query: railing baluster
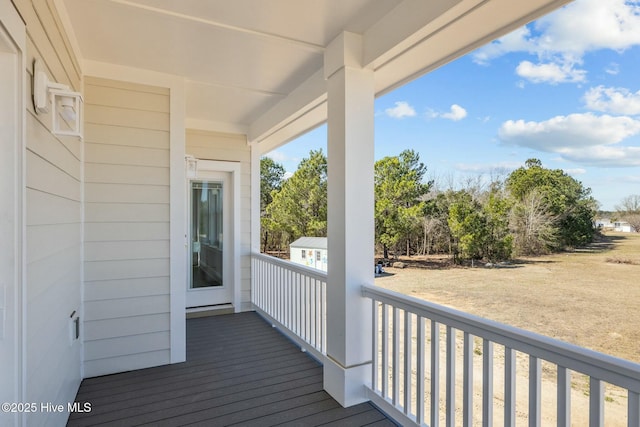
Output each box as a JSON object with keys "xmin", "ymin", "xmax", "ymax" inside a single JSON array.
[
  {"xmin": 284, "ymin": 268, "xmax": 288, "ymax": 325},
  {"xmin": 310, "ymin": 278, "xmax": 316, "ymax": 347},
  {"xmin": 307, "ymin": 277, "xmax": 311, "ymax": 343},
  {"xmin": 292, "ymin": 272, "xmax": 298, "ymax": 335},
  {"xmin": 299, "ymin": 275, "xmax": 304, "ymax": 340},
  {"xmin": 271, "ymin": 263, "xmax": 276, "ymax": 318},
  {"xmin": 557, "ymin": 366, "xmax": 571, "ymax": 427},
  {"xmin": 272, "ymin": 263, "xmax": 277, "ymax": 321},
  {"xmin": 589, "ymin": 378, "xmax": 604, "ymax": 427},
  {"xmin": 287, "ymin": 269, "xmax": 292, "ymax": 329},
  {"xmin": 267, "ymin": 262, "xmax": 271, "ymax": 315},
  {"xmin": 505, "ymin": 347, "xmax": 516, "ymax": 427},
  {"xmin": 629, "ymin": 390, "xmax": 640, "ymax": 427},
  {"xmin": 463, "ymin": 332, "xmax": 473, "ymax": 427},
  {"xmin": 306, "ymin": 277, "xmax": 311, "ymax": 345},
  {"xmin": 393, "ymin": 307, "xmax": 400, "ymax": 406},
  {"xmin": 431, "ymin": 320, "xmax": 440, "ymax": 427},
  {"xmin": 302, "ymin": 276, "xmax": 308, "ymax": 341},
  {"xmin": 529, "ymin": 356, "xmax": 541, "ymax": 427},
  {"xmin": 372, "ymin": 300, "xmax": 379, "ymax": 393},
  {"xmin": 404, "ymin": 311, "xmax": 412, "ymax": 415},
  {"xmin": 446, "ymin": 326, "xmax": 455, "ymax": 427},
  {"xmin": 313, "ymin": 280, "xmax": 321, "ymax": 347},
  {"xmin": 320, "ymin": 282, "xmax": 327, "ymax": 354},
  {"xmin": 482, "ymin": 340, "xmax": 493, "ymax": 427},
  {"xmin": 416, "ymin": 316, "xmax": 425, "ymax": 425},
  {"xmin": 382, "ymin": 303, "xmax": 389, "ymax": 399},
  {"xmin": 278, "ymin": 265, "xmax": 282, "ymax": 323}
]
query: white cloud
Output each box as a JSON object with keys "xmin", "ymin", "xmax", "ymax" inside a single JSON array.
[
  {"xmin": 564, "ymin": 168, "xmax": 587, "ymax": 175},
  {"xmin": 442, "ymin": 104, "xmax": 467, "ymax": 121},
  {"xmin": 264, "ymin": 150, "xmax": 298, "ymax": 163},
  {"xmin": 562, "ymin": 145, "xmax": 640, "ymax": 167},
  {"xmin": 583, "ymin": 86, "xmax": 640, "ymax": 115},
  {"xmin": 385, "ymin": 101, "xmax": 416, "ymax": 119},
  {"xmin": 473, "ymin": 0, "xmax": 640, "ymax": 84},
  {"xmin": 283, "ymin": 171, "xmax": 294, "ymax": 180},
  {"xmin": 516, "ymin": 60, "xmax": 586, "ymax": 84},
  {"xmin": 534, "ymin": 0, "xmax": 640, "ymax": 55},
  {"xmin": 605, "ymin": 62, "xmax": 620, "ymax": 75},
  {"xmin": 498, "ymin": 113, "xmax": 640, "ymax": 166},
  {"xmin": 429, "ymin": 104, "xmax": 468, "ymax": 121}
]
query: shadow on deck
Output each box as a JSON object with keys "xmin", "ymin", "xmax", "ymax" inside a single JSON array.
[{"xmin": 68, "ymin": 312, "xmax": 395, "ymax": 426}]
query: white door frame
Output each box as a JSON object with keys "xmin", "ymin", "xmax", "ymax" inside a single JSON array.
[
  {"xmin": 186, "ymin": 160, "xmax": 241, "ymax": 312},
  {"xmin": 0, "ymin": 1, "xmax": 25, "ymax": 425}
]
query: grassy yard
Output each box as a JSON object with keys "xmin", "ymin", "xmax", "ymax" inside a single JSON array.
[{"xmin": 375, "ymin": 232, "xmax": 640, "ymax": 363}]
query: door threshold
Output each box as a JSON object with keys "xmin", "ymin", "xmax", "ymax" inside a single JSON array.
[{"xmin": 186, "ymin": 303, "xmax": 234, "ymax": 318}]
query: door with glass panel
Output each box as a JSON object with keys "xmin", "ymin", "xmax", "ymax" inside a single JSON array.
[{"xmin": 187, "ymin": 171, "xmax": 233, "ymax": 309}]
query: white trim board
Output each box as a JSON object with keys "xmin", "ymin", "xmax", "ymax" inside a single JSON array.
[{"xmin": 0, "ymin": 1, "xmax": 26, "ymax": 424}]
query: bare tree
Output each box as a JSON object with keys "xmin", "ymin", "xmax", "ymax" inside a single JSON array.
[
  {"xmin": 615, "ymin": 194, "xmax": 640, "ymax": 232},
  {"xmin": 509, "ymin": 189, "xmax": 560, "ymax": 255},
  {"xmin": 421, "ymin": 217, "xmax": 446, "ymax": 255}
]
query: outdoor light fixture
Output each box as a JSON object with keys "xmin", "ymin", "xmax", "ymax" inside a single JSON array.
[
  {"xmin": 185, "ymin": 155, "xmax": 198, "ymax": 178},
  {"xmin": 33, "ymin": 59, "xmax": 83, "ymax": 137}
]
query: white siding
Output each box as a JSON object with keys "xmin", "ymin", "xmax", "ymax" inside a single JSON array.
[
  {"xmin": 84, "ymin": 76, "xmax": 171, "ymax": 377},
  {"xmin": 186, "ymin": 130, "xmax": 253, "ymax": 310},
  {"xmin": 12, "ymin": 0, "xmax": 83, "ymax": 425}
]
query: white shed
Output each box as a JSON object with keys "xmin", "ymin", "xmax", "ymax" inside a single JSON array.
[{"xmin": 290, "ymin": 237, "xmax": 328, "ymax": 272}]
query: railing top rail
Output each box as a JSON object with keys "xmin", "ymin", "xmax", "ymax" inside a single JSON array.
[
  {"xmin": 252, "ymin": 252, "xmax": 328, "ymax": 282},
  {"xmin": 363, "ymin": 284, "xmax": 640, "ymax": 393}
]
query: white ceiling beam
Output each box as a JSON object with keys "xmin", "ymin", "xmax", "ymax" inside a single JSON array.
[
  {"xmin": 247, "ymin": 69, "xmax": 326, "ymax": 144},
  {"xmin": 252, "ymin": 102, "xmax": 327, "ymax": 155},
  {"xmin": 362, "ymin": 0, "xmax": 472, "ymax": 70}
]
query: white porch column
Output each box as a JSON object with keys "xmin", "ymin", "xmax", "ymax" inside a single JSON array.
[{"xmin": 324, "ymin": 32, "xmax": 374, "ymax": 407}]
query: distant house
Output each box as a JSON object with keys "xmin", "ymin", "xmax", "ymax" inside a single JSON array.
[
  {"xmin": 615, "ymin": 221, "xmax": 635, "ymax": 233},
  {"xmin": 595, "ymin": 218, "xmax": 636, "ymax": 232},
  {"xmin": 290, "ymin": 237, "xmax": 328, "ymax": 272},
  {"xmin": 595, "ymin": 218, "xmax": 613, "ymax": 229}
]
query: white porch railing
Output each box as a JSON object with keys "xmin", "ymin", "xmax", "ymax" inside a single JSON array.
[
  {"xmin": 362, "ymin": 285, "xmax": 640, "ymax": 427},
  {"xmin": 251, "ymin": 253, "xmax": 327, "ymax": 362}
]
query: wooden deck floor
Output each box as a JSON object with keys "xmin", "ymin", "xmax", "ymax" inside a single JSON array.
[{"xmin": 68, "ymin": 312, "xmax": 396, "ymax": 426}]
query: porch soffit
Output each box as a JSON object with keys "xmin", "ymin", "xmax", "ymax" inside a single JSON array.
[{"xmin": 59, "ymin": 0, "xmax": 571, "ymax": 148}]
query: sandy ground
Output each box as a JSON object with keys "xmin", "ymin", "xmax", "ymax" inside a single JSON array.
[{"xmin": 372, "ymin": 232, "xmax": 640, "ymax": 425}]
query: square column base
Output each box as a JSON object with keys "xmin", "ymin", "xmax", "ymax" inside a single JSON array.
[{"xmin": 323, "ymin": 357, "xmax": 371, "ymax": 407}]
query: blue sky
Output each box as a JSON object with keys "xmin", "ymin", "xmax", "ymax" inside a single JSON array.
[{"xmin": 266, "ymin": 0, "xmax": 640, "ymax": 211}]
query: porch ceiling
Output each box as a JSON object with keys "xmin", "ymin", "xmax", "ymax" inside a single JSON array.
[{"xmin": 60, "ymin": 0, "xmax": 572, "ymax": 145}]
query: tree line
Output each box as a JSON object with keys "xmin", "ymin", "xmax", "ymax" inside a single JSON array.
[{"xmin": 260, "ymin": 149, "xmax": 629, "ymax": 262}]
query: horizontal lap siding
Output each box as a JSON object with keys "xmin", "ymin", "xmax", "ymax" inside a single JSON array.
[
  {"xmin": 13, "ymin": 0, "xmax": 83, "ymax": 425},
  {"xmin": 84, "ymin": 76, "xmax": 171, "ymax": 377},
  {"xmin": 186, "ymin": 130, "xmax": 253, "ymax": 311}
]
